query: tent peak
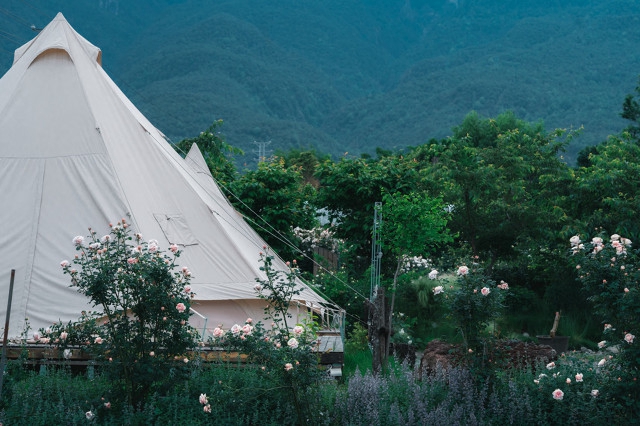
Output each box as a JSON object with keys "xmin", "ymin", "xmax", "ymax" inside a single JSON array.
[{"xmin": 13, "ymin": 12, "xmax": 102, "ymax": 67}]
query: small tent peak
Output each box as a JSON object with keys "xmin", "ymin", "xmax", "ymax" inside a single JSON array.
[
  {"xmin": 13, "ymin": 12, "xmax": 102, "ymax": 67},
  {"xmin": 186, "ymin": 143, "xmax": 213, "ymax": 178}
]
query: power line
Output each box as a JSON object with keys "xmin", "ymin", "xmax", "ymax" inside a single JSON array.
[
  {"xmin": 0, "ymin": 29, "xmax": 22, "ymax": 44},
  {"xmin": 0, "ymin": 6, "xmax": 33, "ymax": 28}
]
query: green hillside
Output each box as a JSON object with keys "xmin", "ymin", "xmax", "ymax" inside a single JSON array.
[{"xmin": 1, "ymin": 0, "xmax": 639, "ymax": 165}]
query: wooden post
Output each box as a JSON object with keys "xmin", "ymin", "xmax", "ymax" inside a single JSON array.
[
  {"xmin": 369, "ymin": 287, "xmax": 389, "ymax": 374},
  {"xmin": 550, "ymin": 311, "xmax": 561, "ymax": 338},
  {"xmin": 0, "ymin": 269, "xmax": 16, "ymax": 400}
]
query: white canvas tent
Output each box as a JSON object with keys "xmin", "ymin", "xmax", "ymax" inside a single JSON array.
[{"xmin": 0, "ymin": 13, "xmax": 340, "ymax": 338}]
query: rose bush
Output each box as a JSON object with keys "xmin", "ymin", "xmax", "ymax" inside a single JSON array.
[
  {"xmin": 433, "ymin": 261, "xmax": 509, "ymax": 352},
  {"xmin": 48, "ymin": 220, "xmax": 199, "ymax": 409},
  {"xmin": 568, "ymin": 232, "xmax": 640, "ymax": 418},
  {"xmin": 205, "ymin": 249, "xmax": 323, "ymax": 423}
]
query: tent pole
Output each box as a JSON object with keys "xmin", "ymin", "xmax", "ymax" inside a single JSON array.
[{"xmin": 0, "ymin": 269, "xmax": 16, "ymax": 401}]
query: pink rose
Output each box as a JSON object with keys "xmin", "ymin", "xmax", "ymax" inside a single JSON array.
[
  {"xmin": 94, "ymin": 336, "xmax": 103, "ymax": 344},
  {"xmin": 591, "ymin": 389, "xmax": 599, "ymax": 397},
  {"xmin": 293, "ymin": 326, "xmax": 304, "ymax": 336},
  {"xmin": 552, "ymin": 389, "xmax": 564, "ymax": 400},
  {"xmin": 480, "ymin": 287, "xmax": 490, "ymax": 296},
  {"xmin": 246, "ymin": 318, "xmax": 253, "ymax": 324},
  {"xmin": 254, "ymin": 284, "xmax": 262, "ymax": 292},
  {"xmin": 170, "ymin": 244, "xmax": 179, "ymax": 253},
  {"xmin": 204, "ymin": 404, "xmax": 211, "ymax": 413},
  {"xmin": 73, "ymin": 236, "xmax": 84, "ymax": 246},
  {"xmin": 213, "ymin": 327, "xmax": 224, "ymax": 338},
  {"xmin": 199, "ymin": 393, "xmax": 208, "ymax": 405},
  {"xmin": 287, "ymin": 338, "xmax": 299, "ymax": 349},
  {"xmin": 575, "ymin": 373, "xmax": 583, "ymax": 382},
  {"xmin": 231, "ymin": 324, "xmax": 241, "ymax": 335},
  {"xmin": 127, "ymin": 257, "xmax": 138, "ymax": 265},
  {"xmin": 625, "ymin": 333, "xmax": 635, "ymax": 344},
  {"xmin": 60, "ymin": 260, "xmax": 70, "ymax": 268},
  {"xmin": 104, "ymin": 402, "xmax": 111, "ymax": 409},
  {"xmin": 60, "ymin": 331, "xmax": 68, "ymax": 341},
  {"xmin": 184, "ymin": 285, "xmax": 192, "ymax": 294},
  {"xmin": 284, "ymin": 363, "xmax": 293, "ymax": 371},
  {"xmin": 457, "ymin": 265, "xmax": 469, "ymax": 276},
  {"xmin": 176, "ymin": 303, "xmax": 186, "ymax": 313},
  {"xmin": 242, "ymin": 324, "xmax": 253, "ymax": 335}
]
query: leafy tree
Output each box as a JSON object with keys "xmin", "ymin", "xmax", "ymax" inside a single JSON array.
[
  {"xmin": 621, "ymin": 76, "xmax": 640, "ymax": 140},
  {"xmin": 417, "ymin": 111, "xmax": 575, "ymax": 272},
  {"xmin": 379, "ymin": 190, "xmax": 452, "ymax": 361},
  {"xmin": 573, "ymin": 132, "xmax": 640, "ymax": 242},
  {"xmin": 229, "ymin": 156, "xmax": 318, "ymax": 261},
  {"xmin": 314, "ymin": 153, "xmax": 423, "ymax": 275},
  {"xmin": 173, "ymin": 119, "xmax": 243, "ymax": 187},
  {"xmin": 276, "ymin": 149, "xmax": 331, "ymax": 187}
]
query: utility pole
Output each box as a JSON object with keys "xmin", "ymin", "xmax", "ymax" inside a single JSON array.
[
  {"xmin": 253, "ymin": 140, "xmax": 272, "ymax": 163},
  {"xmin": 368, "ymin": 202, "xmax": 387, "ymax": 374}
]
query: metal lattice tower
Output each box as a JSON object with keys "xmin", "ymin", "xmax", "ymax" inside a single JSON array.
[
  {"xmin": 253, "ymin": 140, "xmax": 272, "ymax": 163},
  {"xmin": 370, "ymin": 201, "xmax": 382, "ymax": 301}
]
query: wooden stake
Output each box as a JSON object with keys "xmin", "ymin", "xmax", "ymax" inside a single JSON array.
[{"xmin": 0, "ymin": 269, "xmax": 16, "ymax": 400}]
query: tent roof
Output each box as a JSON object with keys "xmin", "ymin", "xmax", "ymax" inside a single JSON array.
[{"xmin": 0, "ymin": 13, "xmax": 330, "ymax": 336}]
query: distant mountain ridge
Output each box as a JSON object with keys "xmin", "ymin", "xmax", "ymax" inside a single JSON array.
[{"xmin": 1, "ymin": 0, "xmax": 639, "ymax": 165}]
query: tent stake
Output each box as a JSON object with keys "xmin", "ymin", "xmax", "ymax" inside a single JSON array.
[{"xmin": 0, "ymin": 269, "xmax": 16, "ymax": 400}]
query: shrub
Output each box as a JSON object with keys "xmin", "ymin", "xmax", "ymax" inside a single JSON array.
[
  {"xmin": 204, "ymin": 250, "xmax": 324, "ymax": 424},
  {"xmin": 567, "ymin": 233, "xmax": 640, "ymax": 419},
  {"xmin": 50, "ymin": 220, "xmax": 199, "ymax": 408}
]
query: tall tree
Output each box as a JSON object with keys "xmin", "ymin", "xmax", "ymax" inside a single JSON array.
[
  {"xmin": 379, "ymin": 190, "xmax": 452, "ymax": 364},
  {"xmin": 229, "ymin": 157, "xmax": 318, "ymax": 261},
  {"xmin": 621, "ymin": 76, "xmax": 640, "ymax": 140},
  {"xmin": 416, "ymin": 111, "xmax": 575, "ymax": 272},
  {"xmin": 314, "ymin": 153, "xmax": 423, "ymax": 275},
  {"xmin": 573, "ymin": 132, "xmax": 640, "ymax": 242}
]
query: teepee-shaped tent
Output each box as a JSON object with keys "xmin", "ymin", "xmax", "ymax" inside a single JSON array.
[{"xmin": 0, "ymin": 13, "xmax": 340, "ymax": 337}]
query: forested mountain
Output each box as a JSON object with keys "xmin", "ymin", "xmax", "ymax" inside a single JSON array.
[{"xmin": 1, "ymin": 0, "xmax": 639, "ymax": 165}]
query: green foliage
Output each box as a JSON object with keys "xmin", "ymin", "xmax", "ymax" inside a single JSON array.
[
  {"xmin": 420, "ymin": 111, "xmax": 575, "ymax": 269},
  {"xmin": 433, "ymin": 264, "xmax": 509, "ymax": 351},
  {"xmin": 314, "ymin": 154, "xmax": 423, "ymax": 274},
  {"xmin": 230, "ymin": 156, "xmax": 318, "ymax": 260},
  {"xmin": 205, "ymin": 250, "xmax": 324, "ymax": 423},
  {"xmin": 0, "ymin": 369, "xmax": 113, "ymax": 425},
  {"xmin": 567, "ymin": 233, "xmax": 640, "ymax": 417},
  {"xmin": 380, "ymin": 191, "xmax": 452, "ymax": 264},
  {"xmin": 621, "ymin": 76, "xmax": 640, "ymax": 139},
  {"xmin": 55, "ymin": 220, "xmax": 198, "ymax": 407},
  {"xmin": 573, "ymin": 133, "xmax": 640, "ymax": 242}
]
